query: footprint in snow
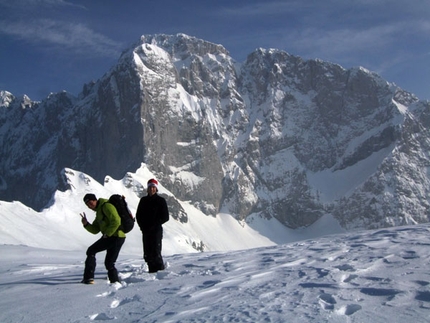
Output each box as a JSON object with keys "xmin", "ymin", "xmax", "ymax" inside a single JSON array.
[
  {"xmin": 200, "ymin": 279, "xmax": 221, "ymax": 288},
  {"xmin": 109, "ymin": 295, "xmax": 140, "ymax": 308},
  {"xmin": 110, "ymin": 299, "xmax": 120, "ymax": 309},
  {"xmin": 156, "ymin": 270, "xmax": 170, "ymax": 279},
  {"xmin": 96, "ymin": 291, "xmax": 115, "ymax": 298},
  {"xmin": 88, "ymin": 312, "xmax": 115, "ymax": 320},
  {"xmin": 415, "ymin": 291, "xmax": 430, "ymax": 302},
  {"xmin": 342, "ymin": 274, "xmax": 358, "ymax": 283},
  {"xmin": 316, "ymin": 268, "xmax": 329, "ymax": 278},
  {"xmin": 400, "ymin": 250, "xmax": 419, "ymax": 259},
  {"xmin": 336, "ymin": 304, "xmax": 362, "ymax": 316},
  {"xmin": 335, "ymin": 264, "xmax": 355, "ymax": 271},
  {"xmin": 360, "ymin": 287, "xmax": 401, "ymax": 297},
  {"xmin": 318, "ymin": 292, "xmax": 336, "ymax": 310}
]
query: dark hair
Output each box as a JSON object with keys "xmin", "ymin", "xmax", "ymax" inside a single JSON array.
[{"xmin": 83, "ymin": 193, "xmax": 97, "ymax": 203}]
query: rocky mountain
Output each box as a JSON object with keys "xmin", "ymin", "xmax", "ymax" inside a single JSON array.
[{"xmin": 1, "ymin": 33, "xmax": 429, "ymax": 231}]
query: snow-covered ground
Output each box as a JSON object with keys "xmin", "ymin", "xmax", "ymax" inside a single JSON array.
[
  {"xmin": 1, "ymin": 225, "xmax": 430, "ymax": 322},
  {"xmin": 1, "ymin": 166, "xmax": 430, "ymax": 322}
]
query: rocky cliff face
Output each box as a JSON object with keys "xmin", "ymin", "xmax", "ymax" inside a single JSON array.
[{"xmin": 1, "ymin": 33, "xmax": 429, "ymax": 230}]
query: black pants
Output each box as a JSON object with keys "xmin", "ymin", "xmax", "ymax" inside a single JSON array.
[
  {"xmin": 83, "ymin": 236, "xmax": 125, "ymax": 283},
  {"xmin": 142, "ymin": 226, "xmax": 165, "ymax": 273}
]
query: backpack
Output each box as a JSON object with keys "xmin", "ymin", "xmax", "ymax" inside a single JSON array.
[{"xmin": 103, "ymin": 194, "xmax": 135, "ymax": 233}]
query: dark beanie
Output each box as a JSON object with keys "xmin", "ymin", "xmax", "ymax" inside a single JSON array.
[{"xmin": 83, "ymin": 193, "xmax": 97, "ymax": 203}]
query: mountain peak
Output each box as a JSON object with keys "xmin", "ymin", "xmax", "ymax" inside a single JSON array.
[
  {"xmin": 0, "ymin": 90, "xmax": 14, "ymax": 108},
  {"xmin": 137, "ymin": 33, "xmax": 230, "ymax": 59},
  {"xmin": 1, "ymin": 33, "xmax": 429, "ymax": 233}
]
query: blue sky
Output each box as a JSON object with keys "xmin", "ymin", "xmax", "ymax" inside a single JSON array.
[{"xmin": 0, "ymin": 0, "xmax": 429, "ymax": 101}]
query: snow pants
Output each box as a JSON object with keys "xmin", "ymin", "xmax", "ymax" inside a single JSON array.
[
  {"xmin": 83, "ymin": 236, "xmax": 125, "ymax": 283},
  {"xmin": 142, "ymin": 226, "xmax": 165, "ymax": 273}
]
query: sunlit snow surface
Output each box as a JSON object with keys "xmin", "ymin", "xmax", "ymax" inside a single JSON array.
[
  {"xmin": 0, "ymin": 166, "xmax": 429, "ymax": 321},
  {"xmin": 1, "ymin": 225, "xmax": 430, "ymax": 322}
]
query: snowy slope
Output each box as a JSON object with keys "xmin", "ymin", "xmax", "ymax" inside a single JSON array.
[
  {"xmin": 0, "ymin": 164, "xmax": 344, "ymax": 255},
  {"xmin": 1, "ymin": 162, "xmax": 429, "ymax": 322},
  {"xmin": 1, "ymin": 225, "xmax": 430, "ymax": 322}
]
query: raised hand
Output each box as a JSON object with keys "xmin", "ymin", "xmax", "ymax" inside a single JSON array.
[{"xmin": 80, "ymin": 212, "xmax": 89, "ymax": 226}]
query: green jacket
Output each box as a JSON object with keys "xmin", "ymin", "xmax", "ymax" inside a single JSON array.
[{"xmin": 84, "ymin": 198, "xmax": 126, "ymax": 238}]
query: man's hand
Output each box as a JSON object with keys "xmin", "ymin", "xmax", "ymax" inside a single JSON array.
[{"xmin": 80, "ymin": 212, "xmax": 89, "ymax": 226}]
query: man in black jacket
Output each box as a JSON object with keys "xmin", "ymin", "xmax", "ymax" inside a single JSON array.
[{"xmin": 136, "ymin": 178, "xmax": 169, "ymax": 273}]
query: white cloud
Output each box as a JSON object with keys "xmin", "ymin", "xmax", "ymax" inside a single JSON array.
[
  {"xmin": 0, "ymin": 19, "xmax": 122, "ymax": 58},
  {"xmin": 0, "ymin": 0, "xmax": 85, "ymax": 9}
]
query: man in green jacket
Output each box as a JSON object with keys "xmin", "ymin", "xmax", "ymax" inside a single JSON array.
[{"xmin": 80, "ymin": 193, "xmax": 126, "ymax": 284}]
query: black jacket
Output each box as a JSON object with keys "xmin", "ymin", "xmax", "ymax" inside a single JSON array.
[{"xmin": 136, "ymin": 193, "xmax": 169, "ymax": 231}]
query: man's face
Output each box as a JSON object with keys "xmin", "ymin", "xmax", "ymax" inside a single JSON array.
[
  {"xmin": 85, "ymin": 200, "xmax": 97, "ymax": 210},
  {"xmin": 148, "ymin": 186, "xmax": 157, "ymax": 196}
]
